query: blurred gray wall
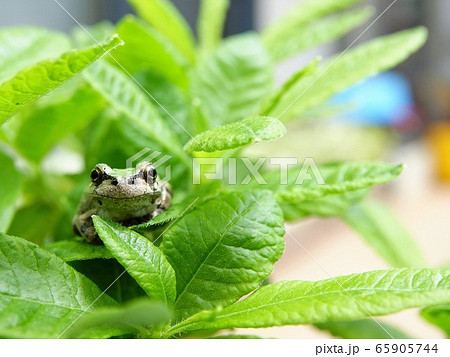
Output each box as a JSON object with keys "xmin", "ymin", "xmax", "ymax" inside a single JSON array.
[{"xmin": 0, "ymin": 0, "xmax": 252, "ymax": 34}]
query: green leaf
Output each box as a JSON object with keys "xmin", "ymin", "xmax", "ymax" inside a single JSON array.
[
  {"xmin": 84, "ymin": 61, "xmax": 188, "ymax": 165},
  {"xmin": 127, "ymin": 0, "xmax": 196, "ymax": 63},
  {"xmin": 262, "ymin": 0, "xmax": 365, "ymax": 50},
  {"xmin": 0, "ymin": 27, "xmax": 71, "ymax": 83},
  {"xmin": 169, "ymin": 268, "xmax": 450, "ymax": 334},
  {"xmin": 0, "ymin": 35, "xmax": 122, "ymax": 125},
  {"xmin": 160, "ymin": 190, "xmax": 285, "ymax": 320},
  {"xmin": 44, "ymin": 239, "xmax": 113, "ymax": 262},
  {"xmin": 421, "ymin": 305, "xmax": 450, "ymax": 336},
  {"xmin": 211, "ymin": 334, "xmax": 264, "ymax": 339},
  {"xmin": 133, "ymin": 194, "xmax": 204, "ymax": 230},
  {"xmin": 343, "ymin": 200, "xmax": 426, "ymax": 268},
  {"xmin": 0, "ymin": 151, "xmax": 24, "ymax": 232},
  {"xmin": 315, "ymin": 319, "xmax": 410, "ymax": 339},
  {"xmin": 115, "ymin": 16, "xmax": 188, "ymax": 89},
  {"xmin": 274, "ymin": 162, "xmax": 402, "ymax": 203},
  {"xmin": 69, "ymin": 259, "xmax": 147, "ymax": 304},
  {"xmin": 184, "ymin": 116, "xmax": 286, "ymax": 153},
  {"xmin": 197, "ymin": 0, "xmax": 230, "ymax": 58},
  {"xmin": 266, "ymin": 27, "xmax": 428, "ymax": 121},
  {"xmin": 261, "ymin": 58, "xmax": 319, "ymax": 116},
  {"xmin": 257, "ymin": 162, "xmax": 402, "ymax": 221},
  {"xmin": 191, "ymin": 34, "xmax": 273, "ymax": 129},
  {"xmin": 15, "ymin": 85, "xmax": 105, "ymax": 162},
  {"xmin": 0, "ymin": 234, "xmax": 116, "ymax": 338},
  {"xmin": 93, "ymin": 217, "xmax": 177, "ymax": 305},
  {"xmin": 67, "ymin": 298, "xmax": 172, "ymax": 338},
  {"xmin": 266, "ymin": 7, "xmax": 373, "ymax": 62},
  {"xmin": 134, "ymin": 71, "xmax": 192, "ymax": 142}
]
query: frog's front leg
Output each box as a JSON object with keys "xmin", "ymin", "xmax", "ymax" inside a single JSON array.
[
  {"xmin": 72, "ymin": 210, "xmax": 102, "ymax": 244},
  {"xmin": 151, "ymin": 184, "xmax": 172, "ymax": 218}
]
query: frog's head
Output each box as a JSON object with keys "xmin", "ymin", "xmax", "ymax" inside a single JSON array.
[{"xmin": 89, "ymin": 162, "xmax": 162, "ymax": 199}]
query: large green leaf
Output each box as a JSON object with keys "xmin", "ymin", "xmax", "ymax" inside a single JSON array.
[
  {"xmin": 134, "ymin": 70, "xmax": 192, "ymax": 143},
  {"xmin": 160, "ymin": 190, "xmax": 285, "ymax": 320},
  {"xmin": 265, "ymin": 27, "xmax": 427, "ymax": 121},
  {"xmin": 169, "ymin": 268, "xmax": 450, "ymax": 334},
  {"xmin": 421, "ymin": 305, "xmax": 450, "ymax": 336},
  {"xmin": 0, "ymin": 27, "xmax": 70, "ymax": 83},
  {"xmin": 0, "ymin": 234, "xmax": 116, "ymax": 338},
  {"xmin": 184, "ymin": 116, "xmax": 286, "ymax": 153},
  {"xmin": 274, "ymin": 162, "xmax": 402, "ymax": 203},
  {"xmin": 0, "ymin": 152, "xmax": 24, "ymax": 232},
  {"xmin": 45, "ymin": 239, "xmax": 113, "ymax": 262},
  {"xmin": 257, "ymin": 162, "xmax": 402, "ymax": 221},
  {"xmin": 191, "ymin": 34, "xmax": 273, "ymax": 129},
  {"xmin": 261, "ymin": 58, "xmax": 319, "ymax": 116},
  {"xmin": 343, "ymin": 200, "xmax": 426, "ymax": 268},
  {"xmin": 316, "ymin": 320, "xmax": 410, "ymax": 339},
  {"xmin": 115, "ymin": 16, "xmax": 188, "ymax": 89},
  {"xmin": 93, "ymin": 217, "xmax": 177, "ymax": 305},
  {"xmin": 197, "ymin": 0, "xmax": 229, "ymax": 58},
  {"xmin": 15, "ymin": 85, "xmax": 105, "ymax": 162},
  {"xmin": 67, "ymin": 298, "xmax": 172, "ymax": 338},
  {"xmin": 266, "ymin": 7, "xmax": 373, "ymax": 62},
  {"xmin": 0, "ymin": 35, "xmax": 122, "ymax": 125},
  {"xmin": 127, "ymin": 0, "xmax": 196, "ymax": 63},
  {"xmin": 84, "ymin": 61, "xmax": 188, "ymax": 165},
  {"xmin": 262, "ymin": 0, "xmax": 364, "ymax": 52}
]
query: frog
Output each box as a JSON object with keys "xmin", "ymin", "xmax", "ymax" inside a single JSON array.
[{"xmin": 73, "ymin": 161, "xmax": 172, "ymax": 244}]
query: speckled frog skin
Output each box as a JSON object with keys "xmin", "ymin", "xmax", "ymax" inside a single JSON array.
[{"xmin": 73, "ymin": 162, "xmax": 172, "ymax": 244}]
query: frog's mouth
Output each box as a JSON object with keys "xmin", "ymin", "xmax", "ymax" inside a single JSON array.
[{"xmin": 91, "ymin": 191, "xmax": 162, "ymax": 200}]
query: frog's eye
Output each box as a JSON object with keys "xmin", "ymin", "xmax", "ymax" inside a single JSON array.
[
  {"xmin": 90, "ymin": 167, "xmax": 104, "ymax": 184},
  {"xmin": 142, "ymin": 165, "xmax": 157, "ymax": 183}
]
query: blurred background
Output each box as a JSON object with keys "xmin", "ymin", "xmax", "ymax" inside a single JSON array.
[{"xmin": 1, "ymin": 0, "xmax": 449, "ymax": 338}]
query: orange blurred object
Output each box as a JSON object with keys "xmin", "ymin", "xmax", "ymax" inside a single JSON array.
[{"xmin": 427, "ymin": 121, "xmax": 450, "ymax": 182}]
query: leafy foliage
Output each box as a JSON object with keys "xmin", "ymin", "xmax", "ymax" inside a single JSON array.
[
  {"xmin": 343, "ymin": 200, "xmax": 426, "ymax": 267},
  {"xmin": 266, "ymin": 7, "xmax": 374, "ymax": 62},
  {"xmin": 127, "ymin": 0, "xmax": 196, "ymax": 63},
  {"xmin": 44, "ymin": 238, "xmax": 113, "ymax": 262},
  {"xmin": 160, "ymin": 190, "xmax": 285, "ymax": 319},
  {"xmin": 0, "ymin": 0, "xmax": 442, "ymax": 340},
  {"xmin": 169, "ymin": 268, "xmax": 450, "ymax": 335},
  {"xmin": 421, "ymin": 305, "xmax": 450, "ymax": 336},
  {"xmin": 184, "ymin": 116, "xmax": 286, "ymax": 153},
  {"xmin": 0, "ymin": 234, "xmax": 116, "ymax": 338},
  {"xmin": 262, "ymin": 0, "xmax": 365, "ymax": 54},
  {"xmin": 264, "ymin": 27, "xmax": 428, "ymax": 121},
  {"xmin": 0, "ymin": 152, "xmax": 24, "ymax": 231},
  {"xmin": 197, "ymin": 0, "xmax": 230, "ymax": 59},
  {"xmin": 191, "ymin": 34, "xmax": 273, "ymax": 130},
  {"xmin": 0, "ymin": 36, "xmax": 122, "ymax": 125},
  {"xmin": 93, "ymin": 217, "xmax": 176, "ymax": 305},
  {"xmin": 66, "ymin": 298, "xmax": 172, "ymax": 338},
  {"xmin": 315, "ymin": 320, "xmax": 411, "ymax": 339},
  {"xmin": 253, "ymin": 162, "xmax": 403, "ymax": 221},
  {"xmin": 115, "ymin": 16, "xmax": 189, "ymax": 89},
  {"xmin": 0, "ymin": 27, "xmax": 70, "ymax": 84}
]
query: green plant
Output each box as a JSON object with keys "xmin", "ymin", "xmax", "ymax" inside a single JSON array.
[{"xmin": 0, "ymin": 0, "xmax": 448, "ymax": 339}]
